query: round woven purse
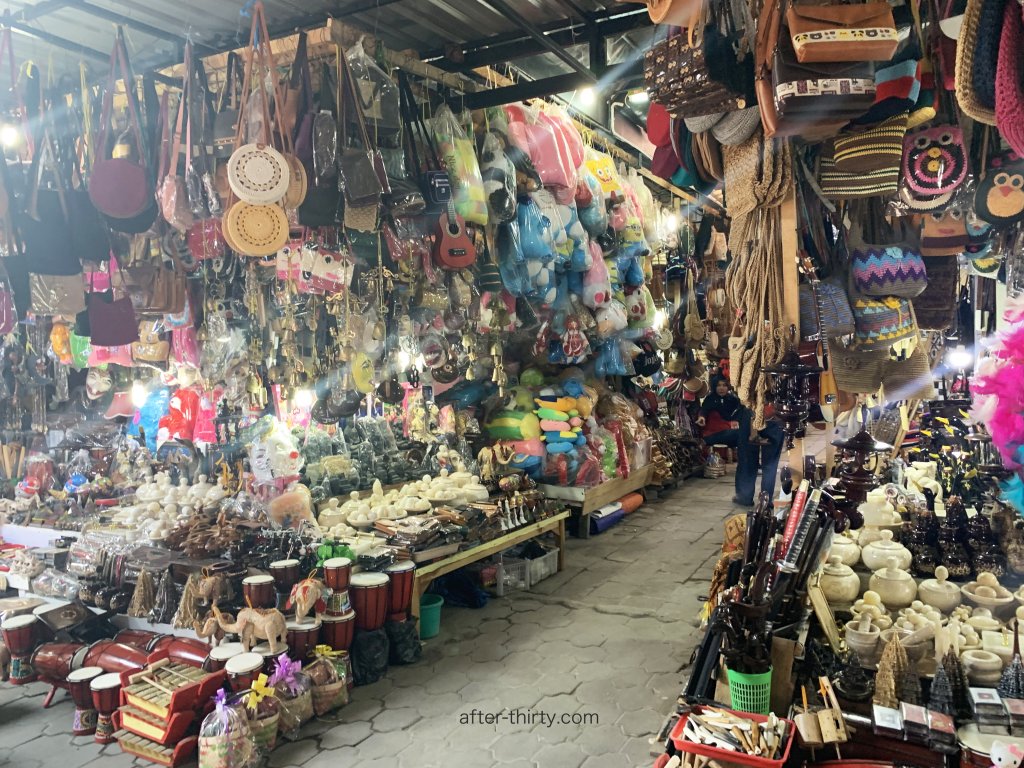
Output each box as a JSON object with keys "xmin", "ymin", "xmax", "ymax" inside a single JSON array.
[
  {"xmin": 282, "ymin": 153, "xmax": 308, "ymax": 209},
  {"xmin": 224, "ymin": 200, "xmax": 289, "ymax": 257},
  {"xmin": 955, "ymin": 0, "xmax": 998, "ymax": 125},
  {"xmin": 227, "ymin": 143, "xmax": 291, "ymax": 204}
]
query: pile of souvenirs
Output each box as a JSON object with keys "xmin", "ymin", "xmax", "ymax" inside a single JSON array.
[
  {"xmin": 0, "ymin": 537, "xmax": 415, "ymax": 768},
  {"xmin": 0, "ymin": 0, "xmax": 700, "ymax": 520}
]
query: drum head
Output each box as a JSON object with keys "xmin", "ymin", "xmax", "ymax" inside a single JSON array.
[
  {"xmin": 243, "ymin": 575, "xmax": 274, "ymax": 584},
  {"xmin": 225, "ymin": 652, "xmax": 263, "ymax": 675},
  {"xmin": 68, "ymin": 666, "xmax": 103, "ymax": 683},
  {"xmin": 2, "ymin": 614, "xmax": 36, "ymax": 629},
  {"xmin": 324, "ymin": 557, "xmax": 352, "ymax": 568},
  {"xmin": 91, "ymin": 672, "xmax": 122, "ymax": 691},
  {"xmin": 351, "ymin": 572, "xmax": 390, "ymax": 587},
  {"xmin": 385, "ymin": 560, "xmax": 416, "ymax": 573},
  {"xmin": 210, "ymin": 642, "xmax": 244, "ymax": 661},
  {"xmin": 270, "ymin": 559, "xmax": 299, "ymax": 568}
]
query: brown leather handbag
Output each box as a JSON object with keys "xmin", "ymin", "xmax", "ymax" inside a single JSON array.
[{"xmin": 786, "ymin": 2, "xmax": 898, "ymax": 63}]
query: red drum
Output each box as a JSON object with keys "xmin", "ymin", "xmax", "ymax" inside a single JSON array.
[
  {"xmin": 269, "ymin": 559, "xmax": 300, "ymax": 593},
  {"xmin": 148, "ymin": 635, "xmax": 175, "ymax": 658},
  {"xmin": 114, "ymin": 629, "xmax": 161, "ymax": 650},
  {"xmin": 322, "ymin": 557, "xmax": 352, "ymax": 591},
  {"xmin": 350, "ymin": 572, "xmax": 390, "ymax": 632},
  {"xmin": 323, "ymin": 589, "xmax": 351, "ymax": 616},
  {"xmin": 31, "ymin": 641, "xmax": 86, "ymax": 683},
  {"xmin": 286, "ymin": 619, "xmax": 321, "ymax": 660},
  {"xmin": 82, "ymin": 640, "xmax": 149, "ymax": 676},
  {"xmin": 67, "ymin": 666, "xmax": 103, "ymax": 735},
  {"xmin": 385, "ymin": 560, "xmax": 416, "ymax": 621},
  {"xmin": 90, "ymin": 672, "xmax": 122, "ymax": 744},
  {"xmin": 225, "ymin": 652, "xmax": 264, "ymax": 693},
  {"xmin": 163, "ymin": 637, "xmax": 212, "ymax": 669},
  {"xmin": 206, "ymin": 642, "xmax": 244, "ymax": 672},
  {"xmin": 243, "ymin": 575, "xmax": 277, "ymax": 609},
  {"xmin": 1, "ymin": 614, "xmax": 39, "ymax": 656},
  {"xmin": 320, "ymin": 611, "xmax": 355, "ymax": 652}
]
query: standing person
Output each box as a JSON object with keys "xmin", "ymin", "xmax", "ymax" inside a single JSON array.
[
  {"xmin": 733, "ymin": 407, "xmax": 785, "ymax": 507},
  {"xmin": 696, "ymin": 376, "xmax": 743, "ymax": 448}
]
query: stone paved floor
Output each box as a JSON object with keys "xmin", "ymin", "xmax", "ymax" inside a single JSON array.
[{"xmin": 0, "ymin": 475, "xmax": 737, "ymax": 768}]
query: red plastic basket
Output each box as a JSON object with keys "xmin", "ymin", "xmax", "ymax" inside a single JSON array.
[{"xmin": 669, "ymin": 706, "xmax": 795, "ymax": 768}]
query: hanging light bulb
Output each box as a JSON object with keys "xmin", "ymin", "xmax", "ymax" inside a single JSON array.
[
  {"xmin": 397, "ymin": 350, "xmax": 412, "ymax": 371},
  {"xmin": 577, "ymin": 87, "xmax": 596, "ymax": 106},
  {"xmin": 627, "ymin": 90, "xmax": 650, "ymax": 105},
  {"xmin": 293, "ymin": 389, "xmax": 315, "ymax": 409},
  {"xmin": 0, "ymin": 123, "xmax": 20, "ymax": 148},
  {"xmin": 131, "ymin": 379, "xmax": 148, "ymax": 409}
]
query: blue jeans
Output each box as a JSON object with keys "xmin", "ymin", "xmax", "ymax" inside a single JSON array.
[
  {"xmin": 703, "ymin": 429, "xmax": 740, "ymax": 448},
  {"xmin": 735, "ymin": 410, "xmax": 785, "ymax": 505}
]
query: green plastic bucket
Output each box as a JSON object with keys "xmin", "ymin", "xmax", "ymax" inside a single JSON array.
[
  {"xmin": 726, "ymin": 666, "xmax": 772, "ymax": 715},
  {"xmin": 419, "ymin": 594, "xmax": 444, "ymax": 639}
]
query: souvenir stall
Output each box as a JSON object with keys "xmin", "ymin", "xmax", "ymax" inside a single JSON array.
[
  {"xmin": 636, "ymin": 0, "xmax": 1024, "ymax": 762},
  {"xmin": 0, "ymin": 2, "xmax": 713, "ymax": 764}
]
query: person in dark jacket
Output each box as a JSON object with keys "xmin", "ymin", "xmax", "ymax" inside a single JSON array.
[{"xmin": 696, "ymin": 376, "xmax": 743, "ymax": 448}]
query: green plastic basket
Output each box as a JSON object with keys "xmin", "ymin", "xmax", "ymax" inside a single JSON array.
[{"xmin": 726, "ymin": 667, "xmax": 772, "ymax": 715}]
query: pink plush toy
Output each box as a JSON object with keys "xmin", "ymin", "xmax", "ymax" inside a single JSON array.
[{"xmin": 582, "ymin": 243, "xmax": 612, "ymax": 310}]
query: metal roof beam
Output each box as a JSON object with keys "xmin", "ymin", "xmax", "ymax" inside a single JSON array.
[
  {"xmin": 6, "ymin": 19, "xmax": 108, "ymax": 61},
  {"xmin": 425, "ymin": 9, "xmax": 649, "ymax": 71},
  {"xmin": 66, "ymin": 1, "xmax": 218, "ymax": 57},
  {"xmin": 474, "ymin": 0, "xmax": 596, "ymax": 83},
  {"xmin": 462, "ymin": 71, "xmax": 590, "ymax": 109},
  {"xmin": 14, "ymin": 0, "xmax": 70, "ymax": 23}
]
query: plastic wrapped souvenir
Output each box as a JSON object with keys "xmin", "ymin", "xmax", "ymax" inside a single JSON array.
[
  {"xmin": 431, "ymin": 105, "xmax": 488, "ymax": 226},
  {"xmin": 306, "ymin": 649, "xmax": 348, "ymax": 715},
  {"xmin": 198, "ymin": 690, "xmax": 258, "ymax": 768},
  {"xmin": 268, "ymin": 654, "xmax": 313, "ymax": 740}
]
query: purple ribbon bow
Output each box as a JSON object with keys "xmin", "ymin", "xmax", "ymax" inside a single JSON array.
[{"xmin": 270, "ymin": 653, "xmax": 303, "ymax": 696}]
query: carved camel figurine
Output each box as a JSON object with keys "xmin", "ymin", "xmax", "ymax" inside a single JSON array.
[
  {"xmin": 194, "ymin": 611, "xmax": 232, "ymax": 646},
  {"xmin": 211, "ymin": 604, "xmax": 287, "ymax": 654}
]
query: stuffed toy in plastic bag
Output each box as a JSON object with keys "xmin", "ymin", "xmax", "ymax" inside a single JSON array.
[{"xmin": 431, "ymin": 105, "xmax": 488, "ymax": 226}]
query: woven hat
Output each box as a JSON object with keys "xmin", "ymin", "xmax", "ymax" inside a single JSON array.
[
  {"xmin": 955, "ymin": 0, "xmax": 997, "ymax": 125},
  {"xmin": 224, "ymin": 200, "xmax": 289, "ymax": 257},
  {"xmin": 227, "ymin": 143, "xmax": 291, "ymax": 204},
  {"xmin": 685, "ymin": 113, "xmax": 724, "ymax": 133},
  {"xmin": 712, "ymin": 108, "xmax": 761, "ymax": 146}
]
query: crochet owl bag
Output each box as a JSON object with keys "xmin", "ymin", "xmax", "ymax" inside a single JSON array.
[
  {"xmin": 975, "ymin": 150, "xmax": 1024, "ymax": 226},
  {"xmin": 901, "ymin": 125, "xmax": 968, "ymax": 196}
]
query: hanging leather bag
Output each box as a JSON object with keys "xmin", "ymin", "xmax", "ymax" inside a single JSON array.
[{"xmin": 89, "ymin": 27, "xmax": 157, "ymax": 228}]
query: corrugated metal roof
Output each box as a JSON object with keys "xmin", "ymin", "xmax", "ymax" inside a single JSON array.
[{"xmin": 1, "ymin": 0, "xmax": 644, "ymax": 79}]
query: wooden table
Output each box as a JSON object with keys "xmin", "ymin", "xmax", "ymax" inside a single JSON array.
[
  {"xmin": 538, "ymin": 464, "xmax": 655, "ymax": 538},
  {"xmin": 409, "ymin": 511, "xmax": 569, "ymax": 625}
]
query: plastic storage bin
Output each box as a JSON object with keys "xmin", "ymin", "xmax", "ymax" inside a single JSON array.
[
  {"xmin": 495, "ymin": 555, "xmax": 530, "ymax": 596},
  {"xmin": 725, "ymin": 666, "xmax": 773, "ymax": 715},
  {"xmin": 527, "ymin": 548, "xmax": 559, "ymax": 585},
  {"xmin": 669, "ymin": 706, "xmax": 793, "ymax": 768}
]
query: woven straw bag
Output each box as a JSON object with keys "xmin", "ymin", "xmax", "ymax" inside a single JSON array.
[
  {"xmin": 955, "ymin": 0, "xmax": 998, "ymax": 125},
  {"xmin": 227, "ymin": 143, "xmax": 291, "ymax": 204},
  {"xmin": 830, "ymin": 341, "xmax": 888, "ymax": 394},
  {"xmin": 224, "ymin": 200, "xmax": 289, "ymax": 257},
  {"xmin": 995, "ymin": 0, "xmax": 1024, "ymax": 156}
]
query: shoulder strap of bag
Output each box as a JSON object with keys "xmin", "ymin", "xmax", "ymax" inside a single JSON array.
[
  {"xmin": 97, "ymin": 27, "xmax": 149, "ymax": 171},
  {"xmin": 398, "ymin": 72, "xmax": 441, "ymax": 170}
]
